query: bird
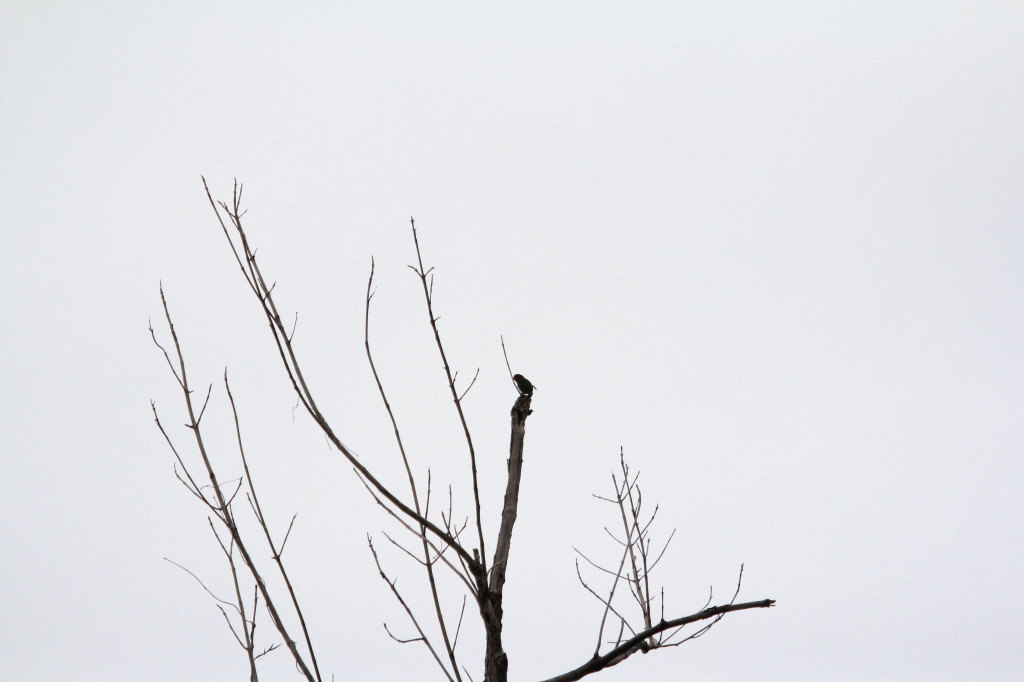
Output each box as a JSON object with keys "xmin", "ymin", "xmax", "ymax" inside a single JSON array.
[{"xmin": 512, "ymin": 373, "xmax": 535, "ymax": 397}]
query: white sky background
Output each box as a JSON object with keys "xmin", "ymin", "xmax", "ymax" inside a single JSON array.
[{"xmin": 2, "ymin": 2, "xmax": 1022, "ymax": 680}]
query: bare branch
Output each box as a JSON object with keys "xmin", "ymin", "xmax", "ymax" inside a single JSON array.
[
  {"xmin": 254, "ymin": 643, "xmax": 281, "ymax": 661},
  {"xmin": 572, "ymin": 547, "xmax": 625, "ymax": 580},
  {"xmin": 382, "ymin": 530, "xmax": 429, "ymax": 566},
  {"xmin": 215, "ymin": 604, "xmax": 246, "ymax": 648},
  {"xmin": 368, "ymin": 536, "xmax": 456, "ymax": 682},
  {"xmin": 408, "ymin": 217, "xmax": 487, "ymax": 581},
  {"xmin": 566, "ymin": 450, "xmax": 776, "ymax": 681},
  {"xmin": 646, "ymin": 528, "xmax": 677, "ymax": 574},
  {"xmin": 385, "ymin": 623, "xmax": 423, "ymax": 645},
  {"xmin": 278, "ymin": 514, "xmax": 299, "ymax": 557},
  {"xmin": 164, "ymin": 557, "xmax": 238, "ymax": 611},
  {"xmin": 225, "ymin": 372, "xmax": 322, "ymax": 682},
  {"xmin": 499, "ymin": 335, "xmax": 515, "ymax": 384},
  {"xmin": 457, "ymin": 368, "xmax": 481, "ymax": 402},
  {"xmin": 149, "ymin": 311, "xmax": 184, "ymax": 388},
  {"xmin": 151, "ymin": 402, "xmax": 208, "ymax": 506},
  {"xmin": 354, "ymin": 471, "xmax": 477, "ymax": 595},
  {"xmin": 364, "ymin": 256, "xmax": 463, "ymax": 680},
  {"xmin": 171, "ymin": 462, "xmax": 210, "ymax": 506},
  {"xmin": 152, "ymin": 287, "xmax": 317, "ymax": 681},
  {"xmin": 200, "ymin": 183, "xmax": 480, "ymax": 576},
  {"xmin": 573, "ymin": 560, "xmax": 636, "ymax": 644},
  {"xmin": 196, "ymin": 383, "xmax": 214, "ymax": 424},
  {"xmin": 451, "ymin": 596, "xmax": 467, "ymax": 651},
  {"xmin": 540, "ymin": 599, "xmax": 776, "ymax": 682},
  {"xmin": 218, "ymin": 528, "xmax": 259, "ymax": 677}
]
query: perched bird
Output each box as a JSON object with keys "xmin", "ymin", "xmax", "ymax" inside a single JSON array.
[{"xmin": 512, "ymin": 373, "xmax": 536, "ymax": 397}]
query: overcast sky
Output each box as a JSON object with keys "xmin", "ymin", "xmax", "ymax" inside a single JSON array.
[{"xmin": 2, "ymin": 3, "xmax": 1023, "ymax": 681}]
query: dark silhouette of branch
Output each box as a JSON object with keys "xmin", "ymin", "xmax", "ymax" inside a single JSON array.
[
  {"xmin": 554, "ymin": 451, "xmax": 776, "ymax": 681},
  {"xmin": 354, "ymin": 472, "xmax": 478, "ymax": 596},
  {"xmin": 365, "ymin": 257, "xmax": 464, "ymax": 681},
  {"xmin": 151, "ymin": 287, "xmax": 318, "ymax": 681},
  {"xmin": 225, "ymin": 371, "xmax": 322, "ymax": 682},
  {"xmin": 407, "ymin": 218, "xmax": 488, "ymax": 581},
  {"xmin": 209, "ymin": 522, "xmax": 260, "ymax": 681},
  {"xmin": 201, "ymin": 178, "xmax": 481, "ymax": 579},
  {"xmin": 368, "ymin": 536, "xmax": 456, "ymax": 682},
  {"xmin": 539, "ymin": 598, "xmax": 776, "ymax": 682}
]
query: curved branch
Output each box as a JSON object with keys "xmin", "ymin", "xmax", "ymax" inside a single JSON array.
[
  {"xmin": 539, "ymin": 599, "xmax": 776, "ymax": 682},
  {"xmin": 201, "ymin": 180, "xmax": 480, "ymax": 577}
]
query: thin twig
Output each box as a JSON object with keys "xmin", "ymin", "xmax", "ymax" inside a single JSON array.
[
  {"xmin": 354, "ymin": 471, "xmax": 477, "ymax": 596},
  {"xmin": 152, "ymin": 285, "xmax": 316, "ymax": 681},
  {"xmin": 226, "ymin": 372, "xmax": 323, "ymax": 682},
  {"xmin": 201, "ymin": 180, "xmax": 479, "ymax": 577},
  {"xmin": 368, "ymin": 537, "xmax": 456, "ymax": 682},
  {"xmin": 363, "ymin": 257, "xmax": 463, "ymax": 680},
  {"xmin": 407, "ymin": 218, "xmax": 487, "ymax": 583},
  {"xmin": 540, "ymin": 598, "xmax": 776, "ymax": 682}
]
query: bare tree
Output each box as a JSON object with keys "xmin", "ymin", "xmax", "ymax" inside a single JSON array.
[{"xmin": 150, "ymin": 179, "xmax": 775, "ymax": 682}]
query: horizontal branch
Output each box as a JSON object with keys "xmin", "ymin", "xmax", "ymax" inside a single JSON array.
[{"xmin": 539, "ymin": 599, "xmax": 775, "ymax": 682}]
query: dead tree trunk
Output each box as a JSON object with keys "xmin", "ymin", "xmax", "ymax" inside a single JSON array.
[{"xmin": 481, "ymin": 393, "xmax": 532, "ymax": 682}]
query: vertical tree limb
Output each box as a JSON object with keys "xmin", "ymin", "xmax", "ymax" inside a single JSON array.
[
  {"xmin": 480, "ymin": 393, "xmax": 532, "ymax": 682},
  {"xmin": 407, "ymin": 218, "xmax": 489, "ymax": 583}
]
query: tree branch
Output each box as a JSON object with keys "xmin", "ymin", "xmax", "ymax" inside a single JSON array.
[
  {"xmin": 364, "ymin": 257, "xmax": 463, "ymax": 680},
  {"xmin": 225, "ymin": 371, "xmax": 322, "ymax": 682},
  {"xmin": 201, "ymin": 179, "xmax": 481, "ymax": 578},
  {"xmin": 152, "ymin": 287, "xmax": 316, "ymax": 681},
  {"xmin": 407, "ymin": 217, "xmax": 488, "ymax": 583},
  {"xmin": 539, "ymin": 599, "xmax": 776, "ymax": 682}
]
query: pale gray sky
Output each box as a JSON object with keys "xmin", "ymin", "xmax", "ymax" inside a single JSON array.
[{"xmin": 2, "ymin": 3, "xmax": 1022, "ymax": 681}]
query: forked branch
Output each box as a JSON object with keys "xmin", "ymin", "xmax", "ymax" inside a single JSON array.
[
  {"xmin": 539, "ymin": 598, "xmax": 775, "ymax": 682},
  {"xmin": 407, "ymin": 218, "xmax": 488, "ymax": 581},
  {"xmin": 364, "ymin": 258, "xmax": 464, "ymax": 681},
  {"xmin": 201, "ymin": 179, "xmax": 481, "ymax": 579},
  {"xmin": 151, "ymin": 288, "xmax": 319, "ymax": 682},
  {"xmin": 556, "ymin": 451, "xmax": 776, "ymax": 681}
]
